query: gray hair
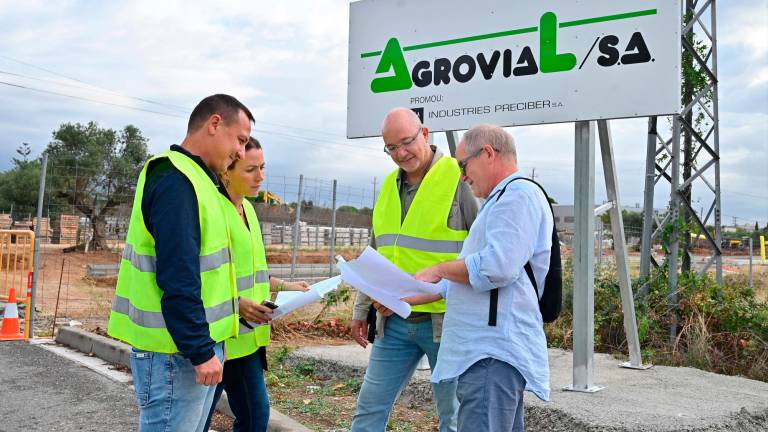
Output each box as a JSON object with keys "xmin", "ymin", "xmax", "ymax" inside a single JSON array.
[{"xmin": 461, "ymin": 124, "xmax": 517, "ymax": 161}]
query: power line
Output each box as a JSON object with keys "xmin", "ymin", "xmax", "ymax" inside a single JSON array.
[
  {"xmin": 0, "ymin": 80, "xmax": 382, "ymax": 158},
  {"xmin": 0, "ymin": 80, "xmax": 187, "ymax": 118},
  {"xmin": 0, "ymin": 54, "xmax": 190, "ymax": 113},
  {"xmin": 252, "ymin": 128, "xmax": 380, "ymax": 153},
  {"xmin": 721, "ymin": 190, "xmax": 768, "ymax": 200},
  {"xmin": 0, "ymin": 55, "xmax": 362, "ymax": 140}
]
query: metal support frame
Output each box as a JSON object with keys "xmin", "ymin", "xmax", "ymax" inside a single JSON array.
[
  {"xmin": 446, "ymin": 131, "xmax": 459, "ymax": 156},
  {"xmin": 640, "ymin": 116, "xmax": 658, "ymax": 285},
  {"xmin": 597, "ymin": 120, "xmax": 650, "ymax": 370},
  {"xmin": 639, "ymin": 0, "xmax": 722, "ymax": 310},
  {"xmin": 565, "ymin": 121, "xmax": 604, "ymax": 393}
]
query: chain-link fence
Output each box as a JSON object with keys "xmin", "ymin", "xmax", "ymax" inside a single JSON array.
[
  {"xmin": 1, "ymin": 160, "xmax": 379, "ymax": 334},
  {"xmin": 2, "ymin": 159, "xmax": 765, "ymax": 335}
]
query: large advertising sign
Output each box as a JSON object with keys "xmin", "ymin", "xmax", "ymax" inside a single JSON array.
[{"xmin": 347, "ymin": 0, "xmax": 681, "ymax": 138}]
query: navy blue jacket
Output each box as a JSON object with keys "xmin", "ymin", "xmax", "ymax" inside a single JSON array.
[{"xmin": 141, "ymin": 145, "xmax": 220, "ymax": 365}]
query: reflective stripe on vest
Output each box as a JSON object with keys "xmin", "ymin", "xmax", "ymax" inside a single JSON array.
[
  {"xmin": 236, "ymin": 270, "xmax": 270, "ymax": 292},
  {"xmin": 375, "ymin": 234, "xmax": 463, "ymax": 254},
  {"xmin": 123, "ymin": 244, "xmax": 231, "ymax": 273},
  {"xmin": 112, "ymin": 295, "xmax": 234, "ymax": 329}
]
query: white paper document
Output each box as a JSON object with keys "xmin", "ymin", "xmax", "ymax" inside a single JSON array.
[
  {"xmin": 268, "ymin": 275, "xmax": 343, "ymax": 321},
  {"xmin": 311, "ymin": 275, "xmax": 343, "ymax": 297},
  {"xmin": 245, "ymin": 276, "xmax": 342, "ymax": 326},
  {"xmin": 274, "ymin": 291, "xmax": 303, "ymax": 306},
  {"xmin": 337, "ymin": 246, "xmax": 443, "ymax": 319}
]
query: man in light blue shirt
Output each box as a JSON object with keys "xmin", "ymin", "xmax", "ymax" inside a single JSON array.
[{"xmin": 405, "ymin": 124, "xmax": 552, "ymax": 431}]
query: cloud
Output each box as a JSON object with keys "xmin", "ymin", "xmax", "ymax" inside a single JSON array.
[
  {"xmin": 719, "ymin": 0, "xmax": 768, "ymax": 60},
  {"xmin": 0, "ymin": 0, "xmax": 766, "ymax": 224}
]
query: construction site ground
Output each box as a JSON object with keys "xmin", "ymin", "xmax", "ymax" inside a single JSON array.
[
  {"xmin": 26, "ymin": 245, "xmax": 767, "ymax": 326},
  {"xmin": 7, "ymin": 245, "xmax": 767, "ymax": 431}
]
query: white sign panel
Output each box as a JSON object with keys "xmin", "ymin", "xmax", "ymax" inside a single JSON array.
[{"xmin": 347, "ymin": 0, "xmax": 680, "ymax": 138}]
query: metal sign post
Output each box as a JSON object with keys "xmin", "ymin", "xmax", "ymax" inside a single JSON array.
[
  {"xmin": 597, "ymin": 120, "xmax": 649, "ymax": 370},
  {"xmin": 566, "ymin": 121, "xmax": 603, "ymax": 392}
]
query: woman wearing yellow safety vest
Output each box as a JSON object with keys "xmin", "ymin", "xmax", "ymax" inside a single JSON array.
[{"xmin": 204, "ymin": 137, "xmax": 309, "ymax": 432}]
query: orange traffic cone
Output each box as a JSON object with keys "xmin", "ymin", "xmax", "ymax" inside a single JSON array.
[{"xmin": 0, "ymin": 288, "xmax": 25, "ymax": 340}]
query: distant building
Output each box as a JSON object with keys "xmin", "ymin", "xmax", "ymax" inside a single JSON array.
[{"xmin": 552, "ymin": 203, "xmax": 666, "ymax": 232}]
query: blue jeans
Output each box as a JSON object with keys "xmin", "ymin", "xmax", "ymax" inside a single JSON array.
[
  {"xmin": 130, "ymin": 342, "xmax": 224, "ymax": 432},
  {"xmin": 203, "ymin": 351, "xmax": 270, "ymax": 432},
  {"xmin": 351, "ymin": 315, "xmax": 458, "ymax": 432},
  {"xmin": 456, "ymin": 358, "xmax": 526, "ymax": 432}
]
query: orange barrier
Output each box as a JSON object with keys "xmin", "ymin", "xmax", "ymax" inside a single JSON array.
[{"xmin": 0, "ymin": 230, "xmax": 35, "ymax": 339}]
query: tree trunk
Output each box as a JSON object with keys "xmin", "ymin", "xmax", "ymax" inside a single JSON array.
[{"xmin": 90, "ymin": 214, "xmax": 110, "ymax": 251}]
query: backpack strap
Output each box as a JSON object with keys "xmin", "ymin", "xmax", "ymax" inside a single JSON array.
[
  {"xmin": 487, "ymin": 176, "xmax": 552, "ymax": 326},
  {"xmin": 488, "ymin": 289, "xmax": 498, "ymax": 326},
  {"xmin": 524, "ymin": 262, "xmax": 538, "ymax": 298}
]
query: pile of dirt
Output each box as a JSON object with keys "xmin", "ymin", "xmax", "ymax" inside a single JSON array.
[
  {"xmin": 266, "ymin": 250, "xmax": 360, "ymax": 264},
  {"xmin": 272, "ymin": 318, "xmax": 351, "ymax": 342}
]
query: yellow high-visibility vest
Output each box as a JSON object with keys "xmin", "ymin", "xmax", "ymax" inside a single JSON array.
[
  {"xmin": 108, "ymin": 151, "xmax": 238, "ymax": 352},
  {"xmin": 372, "ymin": 156, "xmax": 468, "ymax": 313},
  {"xmin": 225, "ymin": 199, "xmax": 271, "ymax": 359}
]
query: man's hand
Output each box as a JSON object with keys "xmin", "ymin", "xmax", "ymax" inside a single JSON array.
[
  {"xmin": 372, "ymin": 301, "xmax": 394, "ymax": 317},
  {"xmin": 415, "ymin": 264, "xmax": 443, "ymax": 283},
  {"xmin": 350, "ymin": 319, "xmax": 369, "ymax": 348},
  {"xmin": 239, "ymin": 297, "xmax": 275, "ymax": 324},
  {"xmin": 193, "ymin": 354, "xmax": 223, "ymax": 385},
  {"xmin": 401, "ymin": 293, "xmax": 443, "ymax": 305}
]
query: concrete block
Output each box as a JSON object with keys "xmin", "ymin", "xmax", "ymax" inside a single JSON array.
[{"xmin": 56, "ymin": 326, "xmax": 131, "ymax": 367}]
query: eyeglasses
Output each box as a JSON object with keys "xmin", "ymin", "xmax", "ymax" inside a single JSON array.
[
  {"xmin": 383, "ymin": 127, "xmax": 422, "ymax": 155},
  {"xmin": 458, "ymin": 148, "xmax": 485, "ymax": 176}
]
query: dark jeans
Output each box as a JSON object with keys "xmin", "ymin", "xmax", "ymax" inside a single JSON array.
[
  {"xmin": 456, "ymin": 358, "xmax": 526, "ymax": 432},
  {"xmin": 204, "ymin": 351, "xmax": 270, "ymax": 432}
]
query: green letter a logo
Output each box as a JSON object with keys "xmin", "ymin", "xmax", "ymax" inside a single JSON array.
[
  {"xmin": 371, "ymin": 38, "xmax": 413, "ymax": 93},
  {"xmin": 539, "ymin": 12, "xmax": 577, "ymax": 73}
]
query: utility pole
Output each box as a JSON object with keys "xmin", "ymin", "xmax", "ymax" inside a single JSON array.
[{"xmin": 372, "ymin": 177, "xmax": 378, "ymax": 208}]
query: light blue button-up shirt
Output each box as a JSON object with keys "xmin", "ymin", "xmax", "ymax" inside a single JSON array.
[{"xmin": 431, "ymin": 172, "xmax": 552, "ymax": 401}]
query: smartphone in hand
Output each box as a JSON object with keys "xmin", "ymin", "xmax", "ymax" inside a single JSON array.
[{"xmin": 261, "ymin": 300, "xmax": 279, "ymax": 310}]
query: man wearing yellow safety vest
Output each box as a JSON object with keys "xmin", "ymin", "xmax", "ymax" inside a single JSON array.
[
  {"xmin": 350, "ymin": 108, "xmax": 479, "ymax": 432},
  {"xmin": 107, "ymin": 94, "xmax": 255, "ymax": 432}
]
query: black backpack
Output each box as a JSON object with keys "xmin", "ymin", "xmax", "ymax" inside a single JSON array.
[{"xmin": 488, "ymin": 177, "xmax": 562, "ymax": 325}]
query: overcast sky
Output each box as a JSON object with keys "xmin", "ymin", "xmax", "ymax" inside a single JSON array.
[{"xmin": 0, "ymin": 1, "xmax": 766, "ymax": 225}]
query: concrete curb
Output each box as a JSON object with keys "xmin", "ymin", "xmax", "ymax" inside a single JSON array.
[{"xmin": 55, "ymin": 326, "xmax": 311, "ymax": 432}]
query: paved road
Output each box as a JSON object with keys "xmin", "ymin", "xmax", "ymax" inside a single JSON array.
[{"xmin": 0, "ymin": 341, "xmax": 137, "ymax": 431}]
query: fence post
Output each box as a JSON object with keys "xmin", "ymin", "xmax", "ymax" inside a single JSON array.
[
  {"xmin": 329, "ymin": 180, "xmax": 337, "ymax": 277},
  {"xmin": 30, "ymin": 152, "xmax": 49, "ymax": 337},
  {"xmin": 290, "ymin": 175, "xmax": 304, "ymax": 280},
  {"xmin": 749, "ymin": 237, "xmax": 753, "ymax": 289}
]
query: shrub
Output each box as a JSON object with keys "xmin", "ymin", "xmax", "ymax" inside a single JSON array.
[{"xmin": 545, "ymin": 258, "xmax": 768, "ymax": 382}]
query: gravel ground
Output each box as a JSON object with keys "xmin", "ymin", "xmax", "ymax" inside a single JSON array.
[{"xmin": 0, "ymin": 341, "xmax": 137, "ymax": 431}]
